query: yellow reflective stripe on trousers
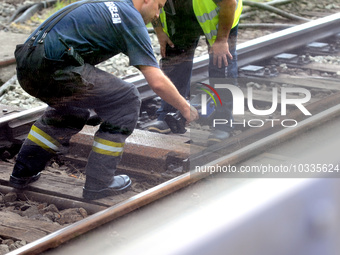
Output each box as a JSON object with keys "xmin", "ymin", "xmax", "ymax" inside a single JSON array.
[
  {"xmin": 27, "ymin": 125, "xmax": 61, "ymax": 153},
  {"xmin": 92, "ymin": 137, "xmax": 124, "ymax": 156}
]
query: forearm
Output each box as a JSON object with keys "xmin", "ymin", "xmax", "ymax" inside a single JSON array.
[
  {"xmin": 151, "ymin": 17, "xmax": 164, "ymax": 36},
  {"xmin": 153, "ymin": 76, "xmax": 189, "ymax": 116},
  {"xmin": 139, "ymin": 66, "xmax": 191, "ymax": 118},
  {"xmin": 215, "ymin": 0, "xmax": 236, "ymax": 42},
  {"xmin": 151, "ymin": 17, "xmax": 173, "ymax": 57}
]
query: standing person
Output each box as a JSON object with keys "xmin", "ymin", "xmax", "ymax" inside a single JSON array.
[
  {"xmin": 147, "ymin": 0, "xmax": 242, "ymax": 145},
  {"xmin": 9, "ymin": 0, "xmax": 198, "ymax": 200}
]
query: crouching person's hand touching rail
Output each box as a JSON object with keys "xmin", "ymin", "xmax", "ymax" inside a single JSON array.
[{"xmin": 139, "ymin": 65, "xmax": 199, "ymax": 123}]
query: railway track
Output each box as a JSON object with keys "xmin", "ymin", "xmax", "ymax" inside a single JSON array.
[
  {"xmin": 0, "ymin": 11, "xmax": 339, "ymax": 255},
  {"xmin": 42, "ymin": 101, "xmax": 340, "ymax": 255}
]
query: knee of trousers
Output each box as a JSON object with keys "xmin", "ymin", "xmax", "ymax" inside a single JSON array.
[
  {"xmin": 42, "ymin": 107, "xmax": 90, "ymax": 130},
  {"xmin": 99, "ymin": 89, "xmax": 141, "ymax": 136},
  {"xmin": 122, "ymin": 86, "xmax": 141, "ymax": 130}
]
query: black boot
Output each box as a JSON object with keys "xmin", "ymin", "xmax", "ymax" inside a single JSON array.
[
  {"xmin": 10, "ymin": 161, "xmax": 41, "ymax": 189},
  {"xmin": 9, "ymin": 145, "xmax": 53, "ymax": 189},
  {"xmin": 83, "ymin": 175, "xmax": 131, "ymax": 200}
]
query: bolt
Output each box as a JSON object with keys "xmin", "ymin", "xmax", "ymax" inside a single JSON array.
[
  {"xmin": 264, "ymin": 68, "xmax": 271, "ymax": 76},
  {"xmin": 298, "ymin": 56, "xmax": 304, "ymax": 64},
  {"xmin": 167, "ymin": 164, "xmax": 175, "ymax": 171}
]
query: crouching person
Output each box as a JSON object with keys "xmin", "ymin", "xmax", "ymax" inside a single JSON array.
[{"xmin": 9, "ymin": 0, "xmax": 198, "ymax": 200}]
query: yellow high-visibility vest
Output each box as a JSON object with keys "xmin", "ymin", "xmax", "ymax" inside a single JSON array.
[{"xmin": 160, "ymin": 0, "xmax": 243, "ymax": 45}]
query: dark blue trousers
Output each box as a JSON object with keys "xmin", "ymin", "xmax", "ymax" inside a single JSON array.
[{"xmin": 156, "ymin": 26, "xmax": 239, "ymax": 132}]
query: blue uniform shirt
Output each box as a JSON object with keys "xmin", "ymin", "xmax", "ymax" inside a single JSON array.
[{"xmin": 29, "ymin": 0, "xmax": 158, "ymax": 68}]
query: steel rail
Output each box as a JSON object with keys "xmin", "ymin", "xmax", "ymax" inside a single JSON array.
[
  {"xmin": 189, "ymin": 89, "xmax": 340, "ymax": 169},
  {"xmin": 10, "ymin": 86, "xmax": 340, "ymax": 255},
  {"xmin": 3, "ymin": 13, "xmax": 340, "ymax": 115},
  {"xmin": 0, "ymin": 105, "xmax": 46, "ymax": 125},
  {"xmin": 237, "ymin": 12, "xmax": 340, "ymax": 67},
  {"xmin": 114, "ymin": 12, "xmax": 340, "ymax": 98}
]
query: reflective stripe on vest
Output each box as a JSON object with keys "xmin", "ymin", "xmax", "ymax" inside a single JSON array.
[
  {"xmin": 92, "ymin": 136, "xmax": 124, "ymax": 156},
  {"xmin": 193, "ymin": 0, "xmax": 243, "ymax": 45},
  {"xmin": 159, "ymin": 8, "xmax": 169, "ymax": 36},
  {"xmin": 160, "ymin": 0, "xmax": 243, "ymax": 46},
  {"xmin": 27, "ymin": 125, "xmax": 61, "ymax": 153}
]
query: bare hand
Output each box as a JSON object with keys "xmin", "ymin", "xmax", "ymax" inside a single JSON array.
[
  {"xmin": 157, "ymin": 31, "xmax": 174, "ymax": 58},
  {"xmin": 182, "ymin": 105, "xmax": 199, "ymax": 124},
  {"xmin": 210, "ymin": 40, "xmax": 233, "ymax": 68}
]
